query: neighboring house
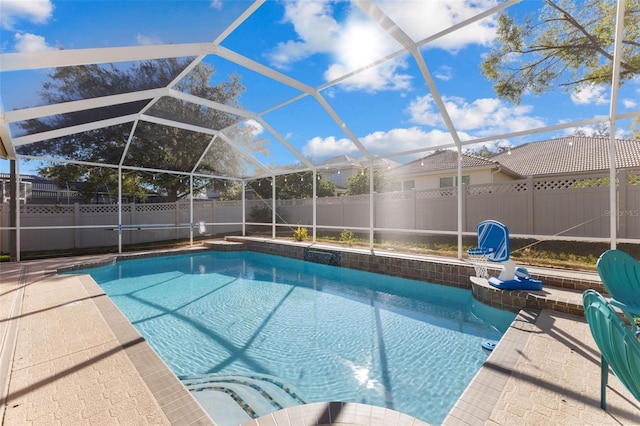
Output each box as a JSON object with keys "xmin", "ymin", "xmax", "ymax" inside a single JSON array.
[
  {"xmin": 384, "ymin": 149, "xmax": 518, "ymax": 191},
  {"xmin": 317, "ymin": 155, "xmax": 399, "ymax": 194},
  {"xmin": 384, "ymin": 136, "xmax": 640, "ymax": 191}
]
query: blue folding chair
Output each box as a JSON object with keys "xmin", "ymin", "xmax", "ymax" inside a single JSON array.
[
  {"xmin": 596, "ymin": 249, "xmax": 640, "ymax": 330},
  {"xmin": 583, "ymin": 290, "xmax": 640, "ymax": 409}
]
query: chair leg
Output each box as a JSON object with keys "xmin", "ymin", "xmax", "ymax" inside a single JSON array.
[{"xmin": 601, "ymin": 355, "xmax": 608, "ymax": 410}]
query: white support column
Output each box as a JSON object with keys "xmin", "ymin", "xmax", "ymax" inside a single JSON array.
[
  {"xmin": 313, "ymin": 170, "xmax": 317, "ymax": 243},
  {"xmin": 608, "ymin": 0, "xmax": 626, "ymax": 250},
  {"xmin": 272, "ymin": 176, "xmax": 276, "ymax": 239},
  {"xmin": 242, "ymin": 181, "xmax": 246, "ymax": 236},
  {"xmin": 14, "ymin": 160, "xmax": 21, "ymax": 262},
  {"xmin": 369, "ymin": 161, "xmax": 374, "ymax": 252},
  {"xmin": 457, "ymin": 150, "xmax": 463, "ymax": 259},
  {"xmin": 118, "ymin": 167, "xmax": 122, "ymax": 253},
  {"xmin": 189, "ymin": 175, "xmax": 194, "ymax": 246}
]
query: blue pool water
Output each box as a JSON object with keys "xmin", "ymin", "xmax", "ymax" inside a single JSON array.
[{"xmin": 71, "ymin": 251, "xmax": 515, "ymax": 425}]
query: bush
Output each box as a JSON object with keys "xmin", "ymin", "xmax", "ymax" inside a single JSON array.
[
  {"xmin": 340, "ymin": 229, "xmax": 355, "ymax": 245},
  {"xmin": 293, "ymin": 226, "xmax": 308, "ymax": 241}
]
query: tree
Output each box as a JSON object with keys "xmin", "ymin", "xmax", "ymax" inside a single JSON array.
[
  {"xmin": 346, "ymin": 169, "xmax": 381, "ymax": 195},
  {"xmin": 249, "ymin": 171, "xmax": 336, "ymax": 200},
  {"xmin": 481, "ymin": 0, "xmax": 640, "ymax": 105},
  {"xmin": 632, "ymin": 117, "xmax": 640, "ymax": 139},
  {"xmin": 18, "ymin": 58, "xmax": 267, "ymax": 202},
  {"xmin": 465, "ymin": 145, "xmax": 494, "ymax": 157},
  {"xmin": 572, "ymin": 122, "xmax": 611, "ymax": 137}
]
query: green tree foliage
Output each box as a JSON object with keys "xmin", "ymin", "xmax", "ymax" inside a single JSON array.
[
  {"xmin": 465, "ymin": 145, "xmax": 494, "ymax": 157},
  {"xmin": 18, "ymin": 58, "xmax": 267, "ymax": 202},
  {"xmin": 346, "ymin": 169, "xmax": 381, "ymax": 195},
  {"xmin": 248, "ymin": 171, "xmax": 336, "ymax": 200},
  {"xmin": 572, "ymin": 122, "xmax": 611, "ymax": 137},
  {"xmin": 632, "ymin": 117, "xmax": 640, "ymax": 139},
  {"xmin": 40, "ymin": 164, "xmax": 149, "ymax": 203},
  {"xmin": 481, "ymin": 0, "xmax": 640, "ymax": 105}
]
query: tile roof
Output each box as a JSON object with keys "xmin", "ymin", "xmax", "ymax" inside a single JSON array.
[
  {"xmin": 491, "ymin": 136, "xmax": 640, "ymax": 176},
  {"xmin": 385, "ymin": 149, "xmax": 497, "ymax": 176}
]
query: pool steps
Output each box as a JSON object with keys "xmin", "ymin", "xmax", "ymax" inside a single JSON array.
[{"xmin": 181, "ymin": 373, "xmax": 306, "ymax": 425}]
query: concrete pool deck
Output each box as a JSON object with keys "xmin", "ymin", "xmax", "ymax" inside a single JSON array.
[{"xmin": 1, "ymin": 249, "xmax": 640, "ymax": 425}]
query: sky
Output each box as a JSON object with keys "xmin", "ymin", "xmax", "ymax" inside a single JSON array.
[{"xmin": 1, "ymin": 0, "xmax": 638, "ymax": 177}]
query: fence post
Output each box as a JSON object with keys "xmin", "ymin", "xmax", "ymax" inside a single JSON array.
[
  {"xmin": 129, "ymin": 203, "xmax": 135, "ymax": 245},
  {"xmin": 175, "ymin": 201, "xmax": 180, "ymax": 240},
  {"xmin": 618, "ymin": 169, "xmax": 627, "ymax": 238},
  {"xmin": 411, "ymin": 189, "xmax": 416, "ymax": 230},
  {"xmin": 527, "ymin": 177, "xmax": 534, "ymax": 234},
  {"xmin": 74, "ymin": 203, "xmax": 80, "ymax": 249},
  {"xmin": 460, "ymin": 184, "xmax": 467, "ymax": 233}
]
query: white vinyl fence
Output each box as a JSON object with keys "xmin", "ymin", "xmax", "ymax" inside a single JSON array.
[{"xmin": 1, "ymin": 170, "xmax": 639, "ymax": 252}]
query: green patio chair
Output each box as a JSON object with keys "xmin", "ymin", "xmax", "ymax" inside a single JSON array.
[
  {"xmin": 596, "ymin": 249, "xmax": 640, "ymax": 329},
  {"xmin": 582, "ymin": 290, "xmax": 640, "ymax": 410}
]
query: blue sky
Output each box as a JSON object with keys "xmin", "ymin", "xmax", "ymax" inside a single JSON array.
[{"xmin": 1, "ymin": 0, "xmax": 638, "ymax": 177}]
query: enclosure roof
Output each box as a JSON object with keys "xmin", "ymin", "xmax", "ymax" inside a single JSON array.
[{"xmin": 0, "ymin": 0, "xmax": 637, "ymax": 181}]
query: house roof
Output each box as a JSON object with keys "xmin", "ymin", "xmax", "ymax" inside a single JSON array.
[
  {"xmin": 385, "ymin": 149, "xmax": 497, "ymax": 176},
  {"xmin": 491, "ymin": 136, "xmax": 640, "ymax": 176}
]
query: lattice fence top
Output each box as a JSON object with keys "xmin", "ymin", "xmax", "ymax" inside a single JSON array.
[
  {"xmin": 533, "ymin": 175, "xmax": 610, "ymax": 190},
  {"xmin": 277, "ymin": 199, "xmax": 312, "ymax": 206},
  {"xmin": 79, "ymin": 205, "xmax": 124, "ymax": 214},
  {"xmin": 23, "ymin": 205, "xmax": 75, "ymax": 214},
  {"xmin": 216, "ymin": 200, "xmax": 242, "ymax": 207},
  {"xmin": 341, "ymin": 195, "xmax": 370, "ymax": 203},
  {"xmin": 627, "ymin": 170, "xmax": 640, "ymax": 186},
  {"xmin": 135, "ymin": 203, "xmax": 176, "ymax": 213},
  {"xmin": 376, "ymin": 191, "xmax": 414, "ymax": 202},
  {"xmin": 415, "ymin": 188, "xmax": 455, "ymax": 199},
  {"xmin": 467, "ymin": 181, "xmax": 528, "ymax": 195}
]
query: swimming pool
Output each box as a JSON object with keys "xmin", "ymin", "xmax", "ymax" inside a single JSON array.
[{"xmin": 72, "ymin": 250, "xmax": 515, "ymax": 425}]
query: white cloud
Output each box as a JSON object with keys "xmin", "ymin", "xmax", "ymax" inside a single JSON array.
[
  {"xmin": 267, "ymin": 0, "xmax": 497, "ymax": 93},
  {"xmin": 14, "ymin": 32, "xmax": 51, "ymax": 52},
  {"xmin": 623, "ymin": 98, "xmax": 637, "ymax": 108},
  {"xmin": 1, "ymin": 0, "xmax": 53, "ymax": 30},
  {"xmin": 325, "ymin": 59, "xmax": 412, "ymax": 92},
  {"xmin": 376, "ymin": 0, "xmax": 499, "ymax": 50},
  {"xmin": 242, "ymin": 119, "xmax": 265, "ymax": 137},
  {"xmin": 407, "ymin": 94, "xmax": 545, "ymax": 136},
  {"xmin": 571, "ymin": 84, "xmax": 609, "ymax": 105},
  {"xmin": 435, "ymin": 66, "xmax": 453, "ymax": 81},
  {"xmin": 210, "ymin": 0, "xmax": 223, "ymax": 10},
  {"xmin": 302, "ymin": 127, "xmax": 458, "ymax": 160},
  {"xmin": 302, "ymin": 135, "xmax": 360, "ymax": 159},
  {"xmin": 136, "ymin": 33, "xmax": 163, "ymax": 46},
  {"xmin": 266, "ymin": 1, "xmax": 341, "ymax": 68}
]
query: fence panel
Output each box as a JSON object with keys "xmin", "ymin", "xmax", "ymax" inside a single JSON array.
[
  {"xmin": 532, "ymin": 175, "xmax": 610, "ymax": 238},
  {"xmin": 316, "ymin": 197, "xmax": 345, "ymax": 227},
  {"xmin": 376, "ymin": 192, "xmax": 415, "ymax": 229},
  {"xmin": 20, "ymin": 204, "xmax": 77, "ymax": 251},
  {"xmin": 414, "ymin": 189, "xmax": 457, "ymax": 232},
  {"xmin": 465, "ymin": 181, "xmax": 530, "ymax": 234},
  {"xmin": 277, "ymin": 198, "xmax": 313, "ymax": 225},
  {"xmin": 77, "ymin": 204, "xmax": 121, "ymax": 248},
  {"xmin": 621, "ymin": 170, "xmax": 640, "ymax": 239}
]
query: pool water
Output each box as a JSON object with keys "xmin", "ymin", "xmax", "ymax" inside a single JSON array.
[{"xmin": 74, "ymin": 251, "xmax": 515, "ymax": 425}]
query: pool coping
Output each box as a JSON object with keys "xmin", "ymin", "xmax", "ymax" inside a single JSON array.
[{"xmin": 77, "ymin": 273, "xmax": 215, "ymax": 425}]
